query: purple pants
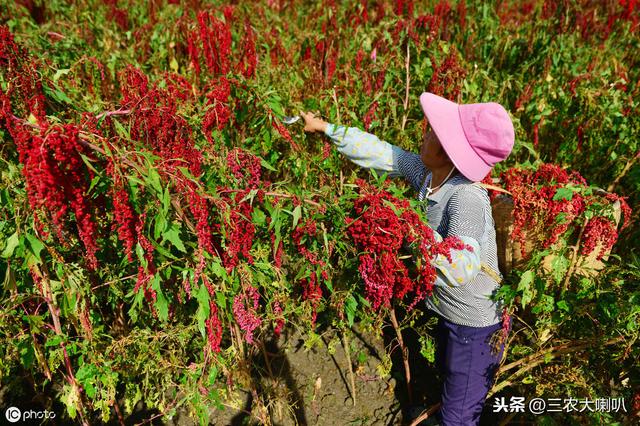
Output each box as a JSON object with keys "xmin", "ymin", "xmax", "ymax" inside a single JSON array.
[{"xmin": 434, "ymin": 317, "xmax": 506, "ymax": 426}]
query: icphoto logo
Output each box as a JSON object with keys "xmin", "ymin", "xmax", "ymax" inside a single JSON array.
[
  {"xmin": 5, "ymin": 407, "xmax": 21, "ymax": 423},
  {"xmin": 4, "ymin": 406, "xmax": 56, "ymax": 422}
]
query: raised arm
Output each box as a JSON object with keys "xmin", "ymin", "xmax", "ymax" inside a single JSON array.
[
  {"xmin": 324, "ymin": 123, "xmax": 404, "ymax": 177},
  {"xmin": 300, "ymin": 111, "xmax": 430, "ymax": 192}
]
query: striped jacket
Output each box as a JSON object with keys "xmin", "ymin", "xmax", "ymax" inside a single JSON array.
[{"xmin": 325, "ymin": 123, "xmax": 503, "ymax": 327}]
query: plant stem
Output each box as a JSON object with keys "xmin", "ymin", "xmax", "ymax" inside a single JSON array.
[
  {"xmin": 331, "ymin": 87, "xmax": 341, "ymax": 124},
  {"xmin": 34, "ymin": 264, "xmax": 90, "ymax": 425},
  {"xmin": 401, "ymin": 40, "xmax": 410, "ymax": 132},
  {"xmin": 562, "ymin": 221, "xmax": 587, "ymax": 291},
  {"xmin": 341, "ymin": 329, "xmax": 357, "ymax": 406},
  {"xmin": 607, "ymin": 153, "xmax": 638, "ymax": 192},
  {"xmin": 258, "ymin": 339, "xmax": 274, "ymax": 378},
  {"xmin": 389, "ymin": 306, "xmax": 412, "ymax": 404},
  {"xmin": 409, "ymin": 402, "xmax": 440, "ymax": 426}
]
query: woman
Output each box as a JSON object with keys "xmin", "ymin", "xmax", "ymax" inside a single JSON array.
[{"xmin": 300, "ymin": 92, "xmax": 514, "ymax": 426}]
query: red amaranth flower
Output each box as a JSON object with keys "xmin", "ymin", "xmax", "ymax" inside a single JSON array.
[
  {"xmin": 206, "ymin": 301, "xmax": 223, "ymax": 353},
  {"xmin": 347, "ymin": 179, "xmax": 465, "ymax": 310},
  {"xmin": 226, "ymin": 148, "xmax": 262, "ymax": 189},
  {"xmin": 272, "ymin": 117, "xmax": 301, "ymax": 152},
  {"xmin": 322, "ymin": 141, "xmax": 332, "ymax": 160},
  {"xmin": 236, "ymin": 19, "xmax": 258, "ymax": 78},
  {"xmin": 190, "ymin": 11, "xmax": 232, "ymax": 76},
  {"xmin": 216, "ymin": 188, "xmax": 258, "ymax": 272},
  {"xmin": 233, "ymin": 286, "xmax": 262, "ymax": 344},
  {"xmin": 363, "ymin": 101, "xmax": 379, "ymax": 131},
  {"xmin": 500, "ymin": 164, "xmax": 626, "ymax": 261},
  {"xmin": 581, "ymin": 217, "xmax": 618, "ymax": 260},
  {"xmin": 272, "ymin": 300, "xmax": 285, "ymax": 336},
  {"xmin": 202, "ymin": 76, "xmax": 232, "ymax": 140}
]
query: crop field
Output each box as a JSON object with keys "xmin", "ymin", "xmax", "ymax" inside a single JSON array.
[{"xmin": 0, "ymin": 0, "xmax": 639, "ymax": 425}]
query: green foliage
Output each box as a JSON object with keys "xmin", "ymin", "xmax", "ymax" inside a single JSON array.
[{"xmin": 1, "ymin": 0, "xmax": 638, "ymax": 424}]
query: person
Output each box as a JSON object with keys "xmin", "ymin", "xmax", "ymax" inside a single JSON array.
[{"xmin": 300, "ymin": 92, "xmax": 515, "ymax": 426}]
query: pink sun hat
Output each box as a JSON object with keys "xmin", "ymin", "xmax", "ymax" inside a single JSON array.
[{"xmin": 419, "ymin": 92, "xmax": 515, "ymax": 182}]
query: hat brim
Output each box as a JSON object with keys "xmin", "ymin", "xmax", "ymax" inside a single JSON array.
[{"xmin": 419, "ymin": 92, "xmax": 491, "ymax": 182}]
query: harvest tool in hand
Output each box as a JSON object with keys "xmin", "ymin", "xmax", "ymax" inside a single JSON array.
[{"xmin": 282, "ymin": 111, "xmax": 327, "ymax": 125}]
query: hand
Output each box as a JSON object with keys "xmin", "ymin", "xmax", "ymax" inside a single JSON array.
[{"xmin": 300, "ymin": 111, "xmax": 328, "ymax": 133}]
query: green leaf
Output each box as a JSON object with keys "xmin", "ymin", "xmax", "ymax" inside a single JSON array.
[
  {"xmin": 154, "ymin": 213, "xmax": 168, "ymax": 240},
  {"xmin": 260, "ymin": 157, "xmax": 277, "ymax": 171},
  {"xmin": 553, "ymin": 187, "xmax": 574, "ymax": 201},
  {"xmin": 162, "ymin": 187, "xmax": 171, "ymax": 214},
  {"xmin": 152, "ymin": 240, "xmax": 178, "ymax": 260},
  {"xmin": 210, "ymin": 257, "xmax": 227, "ymax": 280},
  {"xmin": 128, "ymin": 286, "xmax": 144, "ymax": 323},
  {"xmin": 1, "ymin": 231, "xmax": 19, "ymax": 258},
  {"xmin": 556, "ymin": 300, "xmax": 570, "ymax": 312},
  {"xmin": 252, "ymin": 209, "xmax": 266, "ymax": 226},
  {"xmin": 145, "ymin": 167, "xmax": 163, "ymax": 195},
  {"xmin": 112, "ymin": 118, "xmax": 130, "ymax": 139},
  {"xmin": 550, "ymin": 255, "xmax": 569, "ymax": 285},
  {"xmin": 155, "ymin": 289, "xmax": 169, "ymax": 323},
  {"xmin": 518, "ymin": 270, "xmax": 534, "ymax": 309},
  {"xmin": 517, "ymin": 270, "xmax": 534, "ymax": 291},
  {"xmin": 162, "ymin": 226, "xmax": 186, "ymax": 253},
  {"xmin": 196, "ymin": 284, "xmax": 211, "ymax": 338},
  {"xmin": 25, "ymin": 233, "xmax": 44, "ymax": 262},
  {"xmin": 45, "ymin": 335, "xmax": 64, "ymax": 347},
  {"xmin": 80, "ymin": 154, "xmax": 101, "ymax": 175},
  {"xmin": 215, "ymin": 290, "xmax": 226, "ymax": 311},
  {"xmin": 292, "ymin": 205, "xmax": 302, "ymax": 229},
  {"xmin": 345, "ymin": 294, "xmax": 357, "ymax": 327},
  {"xmin": 53, "ymin": 68, "xmax": 71, "ymax": 82},
  {"xmin": 170, "ymin": 57, "xmax": 179, "ymax": 72},
  {"xmin": 135, "ymin": 242, "xmax": 148, "ymax": 268}
]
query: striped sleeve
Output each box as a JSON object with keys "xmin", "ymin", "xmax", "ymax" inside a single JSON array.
[
  {"xmin": 324, "ymin": 123, "xmax": 429, "ymax": 187},
  {"xmin": 431, "ymin": 232, "xmax": 482, "ymax": 288},
  {"xmin": 396, "ymin": 150, "xmax": 429, "ymax": 193},
  {"xmin": 324, "ymin": 123, "xmax": 403, "ymax": 177}
]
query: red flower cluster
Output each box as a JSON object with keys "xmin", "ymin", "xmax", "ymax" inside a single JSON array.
[
  {"xmin": 189, "ymin": 11, "xmax": 232, "ymax": 76},
  {"xmin": 428, "ymin": 51, "xmax": 466, "ymax": 100},
  {"xmin": 394, "ymin": 0, "xmax": 415, "ymax": 17},
  {"xmin": 581, "ymin": 217, "xmax": 618, "ymax": 260},
  {"xmin": 322, "ymin": 141, "xmax": 332, "ymax": 160},
  {"xmin": 292, "ymin": 219, "xmax": 329, "ymax": 324},
  {"xmin": 363, "ymin": 101, "xmax": 379, "ymax": 131},
  {"xmin": 272, "ymin": 117, "xmax": 301, "ymax": 152},
  {"xmin": 0, "ymin": 26, "xmax": 46, "ymax": 124},
  {"xmin": 233, "ymin": 285, "xmax": 262, "ymax": 344},
  {"xmin": 272, "ymin": 300, "xmax": 285, "ymax": 337},
  {"xmin": 347, "ymin": 179, "xmax": 467, "ymax": 310},
  {"xmin": 134, "ymin": 213, "xmax": 156, "ymax": 303},
  {"xmin": 217, "ymin": 189, "xmax": 260, "ymax": 272},
  {"xmin": 18, "ymin": 124, "xmax": 100, "ymax": 269},
  {"xmin": 292, "ymin": 220, "xmax": 326, "ymax": 268},
  {"xmin": 226, "ymin": 148, "xmax": 262, "ymax": 189},
  {"xmin": 501, "ymin": 164, "xmax": 587, "ymax": 256},
  {"xmin": 235, "ymin": 19, "xmax": 257, "ymax": 78},
  {"xmin": 102, "ymin": 0, "xmax": 129, "ymax": 31},
  {"xmin": 206, "ymin": 301, "xmax": 223, "ymax": 353},
  {"xmin": 107, "ymin": 160, "xmax": 137, "ymax": 262},
  {"xmin": 501, "ymin": 164, "xmax": 630, "ymax": 259},
  {"xmin": 203, "ymin": 77, "xmax": 232, "ymax": 140}
]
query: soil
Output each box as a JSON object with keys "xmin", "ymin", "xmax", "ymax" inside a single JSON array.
[
  {"xmin": 1, "ymin": 312, "xmax": 504, "ymax": 425},
  {"xmin": 156, "ymin": 321, "xmax": 412, "ymax": 426}
]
